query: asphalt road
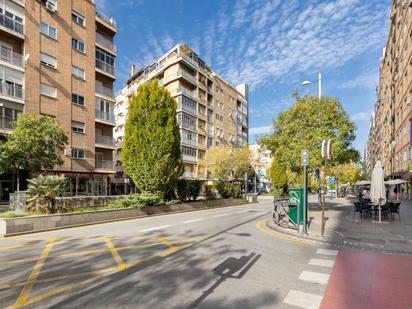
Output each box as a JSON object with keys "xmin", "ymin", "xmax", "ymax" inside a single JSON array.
[{"xmin": 0, "ymin": 199, "xmax": 338, "ymax": 309}]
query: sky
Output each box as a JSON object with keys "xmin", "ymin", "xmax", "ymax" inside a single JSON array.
[{"xmin": 95, "ymin": 0, "xmax": 391, "ymax": 154}]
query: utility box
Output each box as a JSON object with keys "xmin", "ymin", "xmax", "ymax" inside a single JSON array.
[{"xmin": 288, "ymin": 188, "xmax": 304, "ymax": 225}]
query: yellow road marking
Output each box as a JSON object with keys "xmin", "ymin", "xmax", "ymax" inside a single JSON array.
[
  {"xmin": 154, "ymin": 237, "xmax": 179, "ymax": 251},
  {"xmin": 11, "ymin": 238, "xmax": 58, "ymax": 308},
  {"xmin": 104, "ymin": 238, "xmax": 126, "ymax": 270},
  {"xmin": 255, "ymin": 218, "xmax": 310, "ymax": 244}
]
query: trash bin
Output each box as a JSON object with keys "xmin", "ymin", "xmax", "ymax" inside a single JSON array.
[{"xmin": 288, "ymin": 188, "xmax": 304, "ymax": 225}]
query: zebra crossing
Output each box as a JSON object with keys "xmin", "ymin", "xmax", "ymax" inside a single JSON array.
[{"xmin": 282, "ymin": 248, "xmax": 339, "ymax": 309}]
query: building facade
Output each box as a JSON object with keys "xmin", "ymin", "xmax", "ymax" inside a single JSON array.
[
  {"xmin": 0, "ymin": 0, "xmax": 117, "ymax": 199},
  {"xmin": 114, "ymin": 44, "xmax": 248, "ymax": 192},
  {"xmin": 249, "ymin": 144, "xmax": 272, "ymax": 185},
  {"xmin": 366, "ymin": 0, "xmax": 412, "ymax": 183}
]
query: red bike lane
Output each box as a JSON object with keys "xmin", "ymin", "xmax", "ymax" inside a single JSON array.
[{"xmin": 321, "ymin": 248, "xmax": 412, "ymax": 309}]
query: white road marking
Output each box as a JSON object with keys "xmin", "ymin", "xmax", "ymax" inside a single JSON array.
[
  {"xmin": 283, "ymin": 290, "xmax": 323, "ymax": 309},
  {"xmin": 309, "ymin": 258, "xmax": 335, "ymax": 268},
  {"xmin": 299, "ymin": 271, "xmax": 330, "ymax": 285},
  {"xmin": 316, "ymin": 248, "xmax": 338, "ymax": 256},
  {"xmin": 139, "ymin": 225, "xmax": 171, "ymax": 232},
  {"xmin": 242, "ymin": 214, "xmax": 259, "ymax": 219},
  {"xmin": 183, "ymin": 218, "xmax": 204, "ymax": 224},
  {"xmin": 213, "ymin": 214, "xmax": 229, "ymax": 218},
  {"xmin": 236, "ymin": 210, "xmax": 250, "ymax": 214}
]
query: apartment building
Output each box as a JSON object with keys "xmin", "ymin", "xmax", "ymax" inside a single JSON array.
[
  {"xmin": 114, "ymin": 44, "xmax": 248, "ymax": 193},
  {"xmin": 0, "ymin": 0, "xmax": 117, "ymax": 200},
  {"xmin": 249, "ymin": 144, "xmax": 272, "ymax": 184}
]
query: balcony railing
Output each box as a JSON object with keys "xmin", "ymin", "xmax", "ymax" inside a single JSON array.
[
  {"xmin": 95, "ymin": 109, "xmax": 115, "ymax": 123},
  {"xmin": 96, "ymin": 11, "xmax": 116, "ymax": 27},
  {"xmin": 95, "ymin": 134, "xmax": 115, "ymax": 146},
  {"xmin": 96, "ymin": 33, "xmax": 116, "ymax": 52},
  {"xmin": 181, "ymin": 138, "xmax": 197, "ymax": 147},
  {"xmin": 95, "ymin": 84, "xmax": 114, "ymax": 99},
  {"xmin": 207, "ymin": 86, "xmax": 213, "ymax": 94},
  {"xmin": 0, "ymin": 12, "xmax": 24, "ymax": 35},
  {"xmin": 182, "ymin": 154, "xmax": 197, "ymax": 163},
  {"xmin": 95, "ymin": 160, "xmax": 114, "ymax": 169},
  {"xmin": 173, "ymin": 87, "xmax": 196, "ymax": 100},
  {"xmin": 177, "ymin": 69, "xmax": 196, "ymax": 84},
  {"xmin": 0, "ymin": 82, "xmax": 23, "ymax": 99},
  {"xmin": 0, "ymin": 47, "xmax": 24, "ymax": 68},
  {"xmin": 180, "ymin": 121, "xmax": 197, "ymax": 131},
  {"xmin": 96, "ymin": 59, "xmax": 115, "ymax": 77},
  {"xmin": 182, "ymin": 171, "xmax": 195, "ymax": 178},
  {"xmin": 177, "ymin": 103, "xmax": 196, "ymax": 115}
]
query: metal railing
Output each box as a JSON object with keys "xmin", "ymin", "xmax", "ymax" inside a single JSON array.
[
  {"xmin": 177, "ymin": 69, "xmax": 196, "ymax": 84},
  {"xmin": 95, "ymin": 109, "xmax": 115, "ymax": 123},
  {"xmin": 96, "ymin": 33, "xmax": 116, "ymax": 52},
  {"xmin": 179, "ymin": 121, "xmax": 197, "ymax": 131},
  {"xmin": 95, "ymin": 84, "xmax": 114, "ymax": 98},
  {"xmin": 173, "ymin": 87, "xmax": 196, "ymax": 100},
  {"xmin": 95, "ymin": 134, "xmax": 115, "ymax": 146},
  {"xmin": 96, "ymin": 58, "xmax": 115, "ymax": 77},
  {"xmin": 96, "ymin": 11, "xmax": 116, "ymax": 27},
  {"xmin": 95, "ymin": 160, "xmax": 114, "ymax": 169},
  {"xmin": 181, "ymin": 138, "xmax": 197, "ymax": 146},
  {"xmin": 0, "ymin": 12, "xmax": 24, "ymax": 35},
  {"xmin": 177, "ymin": 102, "xmax": 197, "ymax": 115},
  {"xmin": 0, "ymin": 47, "xmax": 24, "ymax": 68},
  {"xmin": 0, "ymin": 82, "xmax": 23, "ymax": 99},
  {"xmin": 182, "ymin": 154, "xmax": 197, "ymax": 163}
]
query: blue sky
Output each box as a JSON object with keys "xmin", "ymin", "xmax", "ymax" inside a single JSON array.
[{"xmin": 96, "ymin": 0, "xmax": 391, "ymax": 154}]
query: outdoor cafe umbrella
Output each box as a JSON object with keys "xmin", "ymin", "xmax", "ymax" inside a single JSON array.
[{"xmin": 370, "ymin": 160, "xmax": 386, "ymax": 222}]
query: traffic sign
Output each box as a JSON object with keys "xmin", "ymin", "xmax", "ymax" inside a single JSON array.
[{"xmin": 329, "ymin": 176, "xmax": 335, "ymax": 185}]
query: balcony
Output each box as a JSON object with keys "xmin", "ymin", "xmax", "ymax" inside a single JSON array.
[
  {"xmin": 95, "ymin": 109, "xmax": 115, "ymax": 124},
  {"xmin": 177, "ymin": 102, "xmax": 196, "ymax": 115},
  {"xmin": 172, "ymin": 87, "xmax": 196, "ymax": 100},
  {"xmin": 0, "ymin": 47, "xmax": 24, "ymax": 68},
  {"xmin": 180, "ymin": 121, "xmax": 197, "ymax": 132},
  {"xmin": 96, "ymin": 59, "xmax": 115, "ymax": 78},
  {"xmin": 177, "ymin": 69, "xmax": 196, "ymax": 85},
  {"xmin": 95, "ymin": 160, "xmax": 114, "ymax": 170},
  {"xmin": 96, "ymin": 11, "xmax": 116, "ymax": 33},
  {"xmin": 95, "ymin": 84, "xmax": 114, "ymax": 99},
  {"xmin": 182, "ymin": 171, "xmax": 196, "ymax": 179},
  {"xmin": 0, "ymin": 82, "xmax": 23, "ymax": 100},
  {"xmin": 0, "ymin": 116, "xmax": 14, "ymax": 131},
  {"xmin": 181, "ymin": 138, "xmax": 197, "ymax": 147},
  {"xmin": 95, "ymin": 134, "xmax": 115, "ymax": 147},
  {"xmin": 96, "ymin": 33, "xmax": 116, "ymax": 53},
  {"xmin": 0, "ymin": 11, "xmax": 24, "ymax": 37},
  {"xmin": 182, "ymin": 154, "xmax": 197, "ymax": 163},
  {"xmin": 207, "ymin": 86, "xmax": 213, "ymax": 94}
]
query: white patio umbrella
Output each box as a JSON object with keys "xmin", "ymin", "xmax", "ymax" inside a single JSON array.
[{"xmin": 370, "ymin": 160, "xmax": 386, "ymax": 222}]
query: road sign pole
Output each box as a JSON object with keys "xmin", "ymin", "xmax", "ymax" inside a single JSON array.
[{"xmin": 303, "ymin": 164, "xmax": 307, "ymax": 234}]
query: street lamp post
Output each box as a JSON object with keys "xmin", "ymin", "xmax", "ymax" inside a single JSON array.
[{"xmin": 301, "ymin": 73, "xmax": 322, "ymax": 100}]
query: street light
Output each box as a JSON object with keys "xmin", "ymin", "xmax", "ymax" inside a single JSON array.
[{"xmin": 301, "ymin": 73, "xmax": 322, "ymax": 100}]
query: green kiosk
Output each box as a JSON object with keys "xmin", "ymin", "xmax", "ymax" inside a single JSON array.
[{"xmin": 288, "ymin": 188, "xmax": 305, "ymax": 225}]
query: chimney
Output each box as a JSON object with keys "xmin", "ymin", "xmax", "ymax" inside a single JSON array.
[{"xmin": 131, "ymin": 64, "xmax": 136, "ymax": 77}]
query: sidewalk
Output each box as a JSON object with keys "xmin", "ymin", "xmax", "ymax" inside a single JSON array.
[{"xmin": 267, "ymin": 195, "xmax": 412, "ymax": 254}]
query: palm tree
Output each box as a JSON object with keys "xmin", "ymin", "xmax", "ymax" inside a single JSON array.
[{"xmin": 26, "ymin": 175, "xmax": 67, "ymax": 214}]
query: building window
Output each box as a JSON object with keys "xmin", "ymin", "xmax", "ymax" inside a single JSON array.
[
  {"xmin": 215, "ymin": 113, "xmax": 223, "ymax": 121},
  {"xmin": 71, "ymin": 11, "xmax": 85, "ymax": 27},
  {"xmin": 96, "ymin": 47, "xmax": 115, "ymax": 66},
  {"xmin": 181, "ymin": 146, "xmax": 196, "ymax": 157},
  {"xmin": 198, "ymin": 134, "xmax": 206, "ymax": 145},
  {"xmin": 71, "ymin": 121, "xmax": 85, "ymax": 133},
  {"xmin": 40, "ymin": 83, "xmax": 57, "ymax": 98},
  {"xmin": 40, "ymin": 52, "xmax": 57, "ymax": 68},
  {"xmin": 198, "ymin": 150, "xmax": 205, "ymax": 160},
  {"xmin": 71, "ymin": 148, "xmax": 85, "ymax": 159},
  {"xmin": 72, "ymin": 66, "xmax": 85, "ymax": 80},
  {"xmin": 72, "ymin": 38, "xmax": 85, "ymax": 53},
  {"xmin": 40, "ymin": 22, "xmax": 57, "ymax": 39},
  {"xmin": 178, "ymin": 95, "xmax": 197, "ymax": 112},
  {"xmin": 72, "ymin": 94, "xmax": 85, "ymax": 106}
]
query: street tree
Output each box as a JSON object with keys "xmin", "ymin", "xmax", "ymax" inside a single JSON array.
[
  {"xmin": 268, "ymin": 157, "xmax": 288, "ymax": 195},
  {"xmin": 202, "ymin": 146, "xmax": 250, "ymax": 181},
  {"xmin": 0, "ymin": 114, "xmax": 68, "ymax": 191},
  {"xmin": 120, "ymin": 80, "xmax": 182, "ymax": 198},
  {"xmin": 260, "ymin": 96, "xmax": 359, "ymax": 176},
  {"xmin": 330, "ymin": 163, "xmax": 361, "ymax": 185}
]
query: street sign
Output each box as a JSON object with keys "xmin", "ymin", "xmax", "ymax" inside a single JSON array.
[
  {"xmin": 329, "ymin": 176, "xmax": 335, "ymax": 185},
  {"xmin": 322, "ymin": 139, "xmax": 332, "ymax": 160}
]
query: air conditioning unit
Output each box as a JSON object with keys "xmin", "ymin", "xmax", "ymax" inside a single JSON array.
[
  {"xmin": 46, "ymin": 1, "xmax": 56, "ymax": 12},
  {"xmin": 64, "ymin": 148, "xmax": 72, "ymax": 157}
]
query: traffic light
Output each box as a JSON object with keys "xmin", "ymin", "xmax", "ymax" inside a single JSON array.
[{"xmin": 315, "ymin": 168, "xmax": 320, "ymax": 180}]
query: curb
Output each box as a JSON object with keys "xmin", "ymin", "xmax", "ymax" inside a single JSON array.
[
  {"xmin": 1, "ymin": 200, "xmax": 258, "ymax": 238},
  {"xmin": 264, "ymin": 218, "xmax": 412, "ymax": 255}
]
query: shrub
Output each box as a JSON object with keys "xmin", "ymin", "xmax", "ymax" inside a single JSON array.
[
  {"xmin": 109, "ymin": 193, "xmax": 164, "ymax": 209},
  {"xmin": 187, "ymin": 180, "xmax": 202, "ymax": 201},
  {"xmin": 216, "ymin": 181, "xmax": 242, "ymax": 199},
  {"xmin": 26, "ymin": 175, "xmax": 68, "ymax": 214},
  {"xmin": 176, "ymin": 179, "xmax": 189, "ymax": 202}
]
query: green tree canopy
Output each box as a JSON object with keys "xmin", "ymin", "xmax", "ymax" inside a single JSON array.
[
  {"xmin": 260, "ymin": 96, "xmax": 359, "ymax": 173},
  {"xmin": 0, "ymin": 114, "xmax": 68, "ymax": 190},
  {"xmin": 268, "ymin": 158, "xmax": 288, "ymax": 194},
  {"xmin": 330, "ymin": 163, "xmax": 361, "ymax": 185},
  {"xmin": 202, "ymin": 145, "xmax": 250, "ymax": 181},
  {"xmin": 120, "ymin": 80, "xmax": 182, "ymax": 198}
]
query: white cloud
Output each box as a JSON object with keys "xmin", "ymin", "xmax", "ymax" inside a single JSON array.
[
  {"xmin": 350, "ymin": 112, "xmax": 370, "ymax": 122},
  {"xmin": 249, "ymin": 125, "xmax": 272, "ymax": 136},
  {"xmin": 339, "ymin": 70, "xmax": 379, "ymax": 90}
]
